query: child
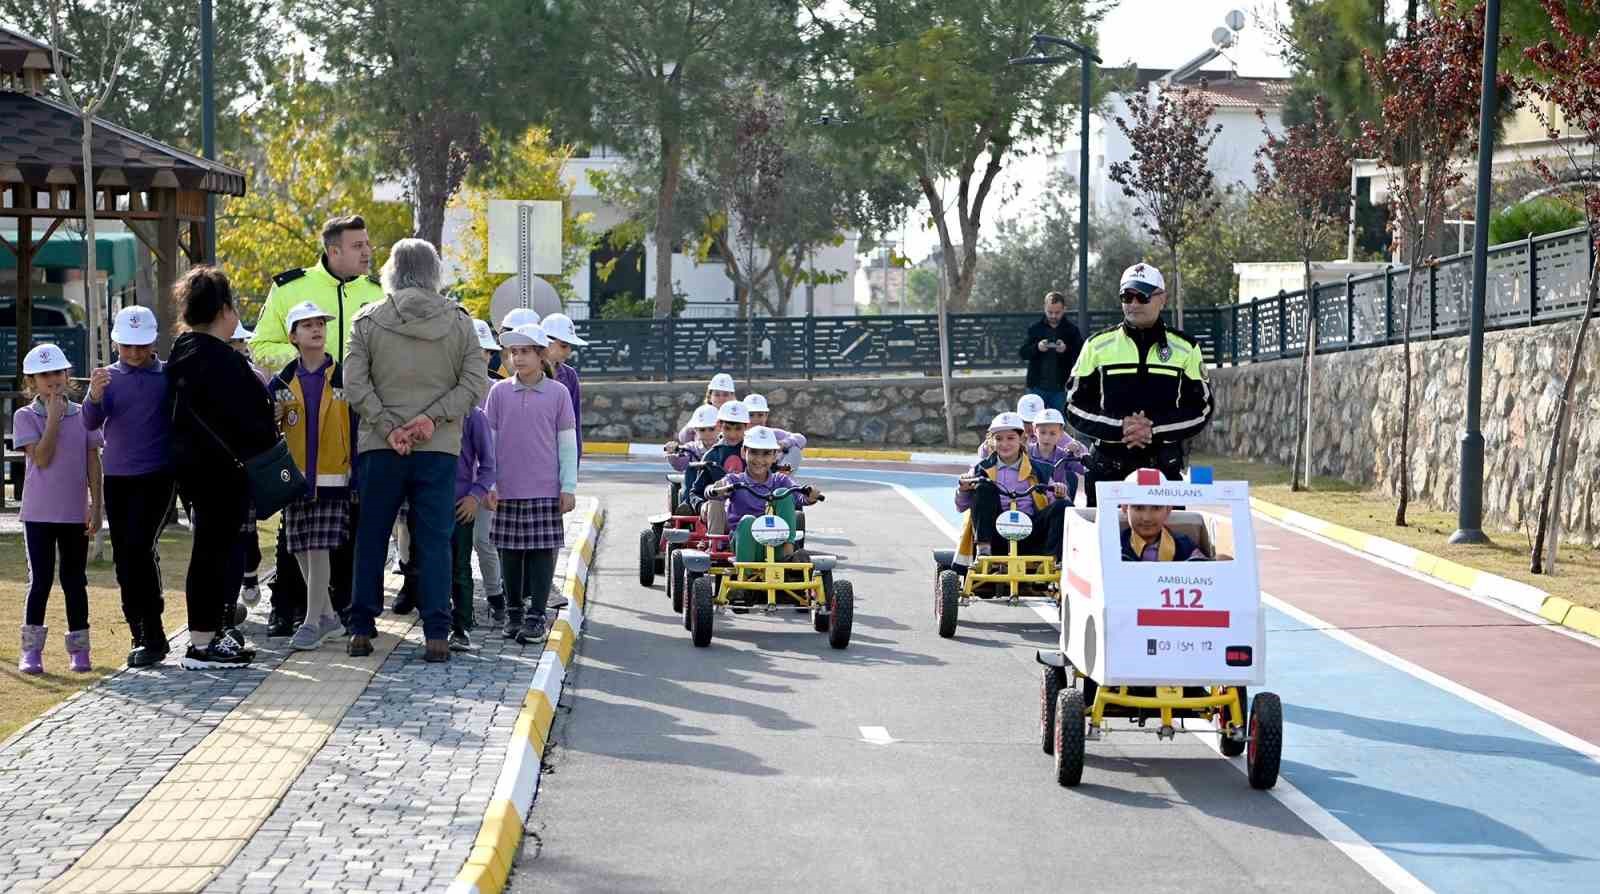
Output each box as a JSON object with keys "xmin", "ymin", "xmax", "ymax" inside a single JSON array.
[
  {"xmin": 272, "ymin": 302, "xmax": 356, "ymax": 651},
  {"xmin": 978, "ymin": 393, "xmax": 1047, "ymax": 461},
  {"xmin": 485, "ymin": 323, "xmax": 577, "ymax": 646},
  {"xmin": 675, "ymin": 373, "xmax": 737, "ymax": 443},
  {"xmin": 1029, "ymin": 408, "xmax": 1088, "ymax": 505},
  {"xmin": 84, "ymin": 306, "xmax": 174, "ymax": 668},
  {"xmin": 1122, "ymin": 500, "xmax": 1209, "ymax": 562},
  {"xmin": 14, "ymin": 344, "xmax": 104, "ymax": 674},
  {"xmin": 665, "ymin": 404, "xmax": 719, "ymax": 470},
  {"xmin": 473, "ymin": 319, "xmax": 507, "ymax": 623},
  {"xmin": 954, "ymin": 412, "xmax": 1070, "ymax": 569},
  {"xmin": 703, "ymin": 426, "xmax": 821, "ymax": 539},
  {"xmin": 494, "ymin": 308, "xmax": 541, "ymax": 378},
  {"xmin": 540, "ymin": 313, "xmax": 587, "ymax": 460},
  {"xmin": 449, "ymin": 400, "xmax": 496, "ymax": 650},
  {"xmin": 742, "ymin": 393, "xmax": 806, "ymax": 468},
  {"xmin": 681, "ymin": 400, "xmax": 750, "ymax": 531}
]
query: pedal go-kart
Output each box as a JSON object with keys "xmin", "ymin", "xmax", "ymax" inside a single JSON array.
[
  {"xmin": 931, "ymin": 480, "xmax": 1060, "ymax": 639},
  {"xmin": 1036, "ymin": 469, "xmax": 1282, "ymax": 790},
  {"xmin": 674, "ymin": 481, "xmax": 853, "ymax": 649}
]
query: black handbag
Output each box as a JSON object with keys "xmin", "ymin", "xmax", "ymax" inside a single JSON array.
[{"xmin": 179, "ymin": 390, "xmax": 307, "ymax": 520}]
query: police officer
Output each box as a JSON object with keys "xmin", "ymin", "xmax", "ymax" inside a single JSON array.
[
  {"xmin": 1065, "ymin": 263, "xmax": 1213, "ymax": 506},
  {"xmin": 251, "ymin": 215, "xmax": 386, "ymax": 636}
]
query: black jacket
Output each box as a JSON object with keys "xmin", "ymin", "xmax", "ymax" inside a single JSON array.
[
  {"xmin": 165, "ymin": 331, "xmax": 278, "ymax": 477},
  {"xmin": 684, "ymin": 440, "xmax": 747, "ymax": 507},
  {"xmin": 1019, "ymin": 316, "xmax": 1083, "ymax": 391}
]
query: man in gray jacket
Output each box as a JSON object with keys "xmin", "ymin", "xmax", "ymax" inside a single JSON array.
[{"xmin": 343, "ymin": 238, "xmax": 487, "ymax": 662}]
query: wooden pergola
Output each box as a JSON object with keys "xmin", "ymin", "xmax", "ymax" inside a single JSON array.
[{"xmin": 0, "ymin": 25, "xmax": 245, "ymax": 382}]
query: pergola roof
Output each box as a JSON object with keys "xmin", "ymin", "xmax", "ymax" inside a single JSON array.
[
  {"xmin": 0, "ymin": 91, "xmax": 246, "ymax": 197},
  {"xmin": 0, "ymin": 24, "xmax": 68, "ymax": 77}
]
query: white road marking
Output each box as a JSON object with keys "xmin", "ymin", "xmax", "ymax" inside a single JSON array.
[
  {"xmin": 1258, "ymin": 543, "xmax": 1280, "ymax": 551},
  {"xmin": 859, "ymin": 726, "xmax": 897, "ymax": 746}
]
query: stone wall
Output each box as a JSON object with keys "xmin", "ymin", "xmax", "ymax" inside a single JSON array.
[
  {"xmin": 582, "ymin": 375, "xmax": 1030, "ymax": 448},
  {"xmin": 1195, "ymin": 321, "xmax": 1600, "ymax": 544}
]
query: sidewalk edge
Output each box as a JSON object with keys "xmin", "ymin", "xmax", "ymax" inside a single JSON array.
[
  {"xmin": 1249, "ymin": 496, "xmax": 1599, "ymax": 638},
  {"xmin": 585, "ymin": 440, "xmax": 970, "ymax": 465},
  {"xmin": 447, "ymin": 499, "xmax": 605, "ymax": 894}
]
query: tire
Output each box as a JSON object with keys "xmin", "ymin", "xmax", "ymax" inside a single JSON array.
[
  {"xmin": 1219, "ymin": 686, "xmax": 1248, "ymax": 758},
  {"xmin": 668, "ymin": 550, "xmax": 687, "ymax": 609},
  {"xmin": 637, "ymin": 528, "xmax": 657, "ymax": 588},
  {"xmin": 827, "ymin": 579, "xmax": 854, "ymax": 649},
  {"xmin": 1246, "ymin": 692, "xmax": 1283, "ymax": 790},
  {"xmin": 812, "ymin": 570, "xmax": 836, "ymax": 632},
  {"xmin": 796, "ymin": 509, "xmax": 806, "ymax": 538},
  {"xmin": 680, "ymin": 572, "xmax": 697, "ymax": 629},
  {"xmin": 1041, "ymin": 666, "xmax": 1067, "ymax": 754},
  {"xmin": 1054, "ymin": 688, "xmax": 1086, "ymax": 787},
  {"xmin": 691, "ymin": 575, "xmax": 716, "ymax": 647},
  {"xmin": 935, "ymin": 569, "xmax": 961, "ymax": 639}
]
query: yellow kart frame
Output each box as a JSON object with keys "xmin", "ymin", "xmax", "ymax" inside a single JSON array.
[{"xmin": 933, "ymin": 498, "xmax": 1061, "ymax": 640}]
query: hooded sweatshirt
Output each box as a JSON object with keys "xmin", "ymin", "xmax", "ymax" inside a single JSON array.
[
  {"xmin": 164, "ymin": 331, "xmax": 278, "ymax": 478},
  {"xmin": 342, "ymin": 286, "xmax": 487, "ymax": 456}
]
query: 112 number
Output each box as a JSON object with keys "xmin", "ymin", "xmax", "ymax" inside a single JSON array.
[{"xmin": 1160, "ymin": 587, "xmax": 1205, "ymax": 609}]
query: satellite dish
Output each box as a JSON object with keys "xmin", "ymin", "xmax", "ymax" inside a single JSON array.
[
  {"xmin": 1225, "ymin": 9, "xmax": 1247, "ymax": 31},
  {"xmin": 1212, "ymin": 27, "xmax": 1236, "ymax": 49}
]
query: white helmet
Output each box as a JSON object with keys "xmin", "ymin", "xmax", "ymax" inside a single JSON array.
[
  {"xmin": 110, "ymin": 306, "xmax": 158, "ymax": 346},
  {"xmin": 22, "ymin": 343, "xmax": 71, "ymax": 375},
  {"xmin": 1034, "ymin": 408, "xmax": 1065, "ymax": 427},
  {"xmin": 499, "ymin": 322, "xmax": 550, "ymax": 348},
  {"xmin": 232, "ymin": 322, "xmax": 253, "ymax": 341},
  {"xmin": 717, "ymin": 400, "xmax": 751, "ymax": 424},
  {"xmin": 689, "ymin": 404, "xmax": 720, "ymax": 428},
  {"xmin": 743, "ymin": 393, "xmax": 770, "ymax": 413},
  {"xmin": 1015, "ymin": 393, "xmax": 1046, "ymax": 423},
  {"xmin": 708, "ymin": 373, "xmax": 736, "ymax": 393},
  {"xmin": 539, "ymin": 312, "xmax": 588, "ymax": 346},
  {"xmin": 285, "ymin": 301, "xmax": 336, "ymax": 330},
  {"xmin": 500, "ymin": 307, "xmax": 541, "ymax": 331},
  {"xmin": 473, "ymin": 319, "xmax": 500, "ymax": 351},
  {"xmin": 987, "ymin": 412, "xmax": 1026, "ymax": 434},
  {"xmin": 743, "ymin": 426, "xmax": 781, "ymax": 451}
]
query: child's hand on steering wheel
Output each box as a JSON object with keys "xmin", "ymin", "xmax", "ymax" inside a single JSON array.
[{"xmin": 1051, "ymin": 482, "xmax": 1070, "ymax": 500}]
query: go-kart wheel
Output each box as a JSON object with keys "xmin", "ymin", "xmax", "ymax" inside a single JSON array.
[
  {"xmin": 1054, "ymin": 688, "xmax": 1086, "ymax": 787},
  {"xmin": 795, "ymin": 509, "xmax": 806, "ymax": 537},
  {"xmin": 668, "ymin": 550, "xmax": 687, "ymax": 610},
  {"xmin": 935, "ymin": 569, "xmax": 961, "ymax": 639},
  {"xmin": 680, "ymin": 572, "xmax": 697, "ymax": 629},
  {"xmin": 1041, "ymin": 666, "xmax": 1068, "ymax": 754},
  {"xmin": 827, "ymin": 579, "xmax": 854, "ymax": 649},
  {"xmin": 691, "ymin": 575, "xmax": 716, "ymax": 647},
  {"xmin": 637, "ymin": 528, "xmax": 657, "ymax": 588},
  {"xmin": 1246, "ymin": 692, "xmax": 1282, "ymax": 790},
  {"xmin": 811, "ymin": 570, "xmax": 836, "ymax": 632},
  {"xmin": 1219, "ymin": 686, "xmax": 1248, "ymax": 758}
]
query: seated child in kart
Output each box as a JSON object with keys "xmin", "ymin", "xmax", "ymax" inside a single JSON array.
[
  {"xmin": 664, "ymin": 403, "xmax": 720, "ymax": 471},
  {"xmin": 702, "ymin": 426, "xmax": 821, "ymax": 550},
  {"xmin": 955, "ymin": 412, "xmax": 1072, "ymax": 571},
  {"xmin": 681, "ymin": 400, "xmax": 751, "ymax": 530},
  {"xmin": 743, "ymin": 393, "xmax": 806, "ymax": 469},
  {"xmin": 674, "ymin": 373, "xmax": 737, "ymax": 444},
  {"xmin": 1121, "ymin": 499, "xmax": 1210, "ymax": 562},
  {"xmin": 978, "ymin": 393, "xmax": 1047, "ymax": 460},
  {"xmin": 1030, "ymin": 408, "xmax": 1088, "ymax": 504}
]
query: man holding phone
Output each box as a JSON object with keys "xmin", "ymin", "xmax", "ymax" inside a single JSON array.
[
  {"xmin": 1019, "ymin": 290, "xmax": 1083, "ymax": 414},
  {"xmin": 1065, "ymin": 264, "xmax": 1213, "ymax": 506}
]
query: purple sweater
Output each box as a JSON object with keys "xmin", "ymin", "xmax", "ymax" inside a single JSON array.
[
  {"xmin": 714, "ymin": 470, "xmax": 813, "ymax": 529},
  {"xmin": 556, "ymin": 363, "xmax": 581, "ymax": 456},
  {"xmin": 668, "ymin": 440, "xmax": 708, "ymax": 471},
  {"xmin": 455, "ymin": 407, "xmax": 496, "ymax": 502},
  {"xmin": 82, "ymin": 358, "xmax": 170, "ymax": 477}
]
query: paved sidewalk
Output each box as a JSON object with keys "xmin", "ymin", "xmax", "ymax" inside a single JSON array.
[{"xmin": 0, "ymin": 500, "xmax": 599, "ymax": 894}]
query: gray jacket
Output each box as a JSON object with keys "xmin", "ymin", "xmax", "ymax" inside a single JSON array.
[{"xmin": 343, "ymin": 286, "xmax": 487, "ymax": 456}]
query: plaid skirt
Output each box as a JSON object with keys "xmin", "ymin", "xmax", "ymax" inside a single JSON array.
[
  {"xmin": 283, "ymin": 489, "xmax": 353, "ymax": 553},
  {"xmin": 490, "ymin": 497, "xmax": 564, "ymax": 551}
]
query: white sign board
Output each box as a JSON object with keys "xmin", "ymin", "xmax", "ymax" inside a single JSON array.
[
  {"xmin": 487, "ymin": 200, "xmax": 563, "ymax": 275},
  {"xmin": 1059, "ymin": 479, "xmax": 1263, "ymax": 687}
]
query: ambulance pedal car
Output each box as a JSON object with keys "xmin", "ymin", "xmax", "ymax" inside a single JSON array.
[
  {"xmin": 931, "ymin": 482, "xmax": 1060, "ymax": 639},
  {"xmin": 1036, "ymin": 468, "xmax": 1283, "ymax": 791}
]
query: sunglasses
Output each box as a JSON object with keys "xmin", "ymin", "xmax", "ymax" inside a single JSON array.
[{"xmin": 1120, "ymin": 290, "xmax": 1154, "ymax": 305}]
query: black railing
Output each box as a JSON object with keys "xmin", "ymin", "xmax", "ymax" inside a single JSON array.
[{"xmin": 0, "ymin": 327, "xmax": 89, "ymax": 376}]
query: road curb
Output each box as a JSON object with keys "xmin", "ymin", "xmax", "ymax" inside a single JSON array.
[
  {"xmin": 448, "ymin": 499, "xmax": 605, "ymax": 894},
  {"xmin": 586, "ymin": 440, "xmax": 968, "ymax": 465},
  {"xmin": 1249, "ymin": 496, "xmax": 1597, "ymax": 637}
]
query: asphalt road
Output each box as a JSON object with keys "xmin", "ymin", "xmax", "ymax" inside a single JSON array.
[{"xmin": 511, "ymin": 472, "xmax": 1387, "ymax": 893}]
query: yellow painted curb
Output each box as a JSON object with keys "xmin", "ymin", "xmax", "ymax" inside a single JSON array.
[
  {"xmin": 807, "ymin": 446, "xmax": 912, "ymax": 461},
  {"xmin": 584, "ymin": 441, "xmax": 631, "ymax": 455},
  {"xmin": 548, "ymin": 622, "xmax": 577, "ymax": 667},
  {"xmin": 1566, "ymin": 605, "xmax": 1600, "ymax": 639},
  {"xmin": 1540, "ymin": 596, "xmax": 1575, "ymax": 626}
]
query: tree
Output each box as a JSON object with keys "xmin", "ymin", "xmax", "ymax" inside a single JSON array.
[
  {"xmin": 216, "ymin": 80, "xmax": 411, "ymax": 317},
  {"xmin": 1269, "ymin": 0, "xmax": 1395, "ymax": 142},
  {"xmin": 690, "ymin": 89, "xmax": 789, "ymax": 320},
  {"xmin": 545, "ymin": 0, "xmax": 804, "ymax": 316},
  {"xmin": 1521, "ymin": 0, "xmax": 1600, "ymax": 573},
  {"xmin": 1256, "ymin": 100, "xmax": 1356, "ymax": 492},
  {"xmin": 1108, "ymin": 80, "xmax": 1223, "ymax": 329},
  {"xmin": 1363, "ymin": 6, "xmax": 1502, "ymax": 526},
  {"xmin": 0, "ymin": 0, "xmax": 284, "ymax": 153},
  {"xmin": 449, "ymin": 128, "xmax": 592, "ymax": 321},
  {"xmin": 969, "ymin": 172, "xmax": 1078, "ymax": 312},
  {"xmin": 824, "ymin": 0, "xmax": 1107, "ymax": 312}
]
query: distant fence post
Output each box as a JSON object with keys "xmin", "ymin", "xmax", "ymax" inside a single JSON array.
[
  {"xmin": 1427, "ymin": 263, "xmax": 1438, "ymax": 338},
  {"xmin": 1345, "ymin": 274, "xmax": 1355, "ymax": 350},
  {"xmin": 1527, "ymin": 232, "xmax": 1539, "ymax": 326},
  {"xmin": 664, "ymin": 316, "xmax": 676, "ymax": 382},
  {"xmin": 1250, "ymin": 302, "xmax": 1259, "ymax": 362},
  {"xmin": 1384, "ymin": 266, "xmax": 1394, "ymax": 343},
  {"xmin": 1308, "ymin": 281, "xmax": 1319, "ymax": 357},
  {"xmin": 1277, "ymin": 290, "xmax": 1288, "ymax": 360},
  {"xmin": 804, "ymin": 316, "xmax": 816, "ymax": 380}
]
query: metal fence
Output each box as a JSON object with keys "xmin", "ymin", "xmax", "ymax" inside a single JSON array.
[{"xmin": 0, "ymin": 327, "xmax": 88, "ymax": 376}]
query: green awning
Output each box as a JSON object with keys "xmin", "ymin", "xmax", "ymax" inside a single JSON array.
[{"xmin": 0, "ymin": 229, "xmax": 139, "ymax": 291}]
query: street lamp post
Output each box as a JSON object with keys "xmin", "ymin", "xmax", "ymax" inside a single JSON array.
[
  {"xmin": 1449, "ymin": 0, "xmax": 1501, "ymax": 545},
  {"xmin": 1010, "ymin": 34, "xmax": 1102, "ymax": 338}
]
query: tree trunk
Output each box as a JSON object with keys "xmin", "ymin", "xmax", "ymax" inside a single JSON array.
[
  {"xmin": 410, "ymin": 153, "xmax": 450, "ymax": 250},
  {"xmin": 1168, "ymin": 244, "xmax": 1184, "ymax": 330},
  {"xmin": 1292, "ymin": 258, "xmax": 1316, "ymax": 491},
  {"xmin": 80, "ymin": 118, "xmax": 104, "ymax": 369},
  {"xmin": 653, "ymin": 134, "xmax": 684, "ymax": 317},
  {"xmin": 1530, "ymin": 252, "xmax": 1599, "ymax": 573},
  {"xmin": 1395, "ymin": 265, "xmax": 1421, "ymax": 526}
]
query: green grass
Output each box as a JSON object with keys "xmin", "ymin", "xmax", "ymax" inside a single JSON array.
[
  {"xmin": 0, "ymin": 515, "xmax": 279, "ymax": 742},
  {"xmin": 1196, "ymin": 453, "xmax": 1600, "ymax": 612}
]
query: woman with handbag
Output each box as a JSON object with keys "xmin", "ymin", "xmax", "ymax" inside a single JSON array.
[{"xmin": 165, "ymin": 266, "xmax": 281, "ymax": 669}]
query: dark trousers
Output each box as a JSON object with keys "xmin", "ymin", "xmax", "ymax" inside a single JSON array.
[
  {"xmin": 104, "ymin": 472, "xmax": 174, "ymax": 645},
  {"xmin": 970, "ymin": 489, "xmax": 1069, "ymax": 557},
  {"xmin": 24, "ymin": 521, "xmax": 90, "ymax": 630},
  {"xmin": 1083, "ymin": 445, "xmax": 1186, "ymax": 507},
  {"xmin": 499, "ymin": 548, "xmax": 558, "ymax": 621},
  {"xmin": 178, "ymin": 472, "xmax": 248, "ymax": 635},
  {"xmin": 450, "ymin": 518, "xmax": 475, "ymax": 631},
  {"xmin": 351, "ymin": 450, "xmax": 455, "ymax": 640}
]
